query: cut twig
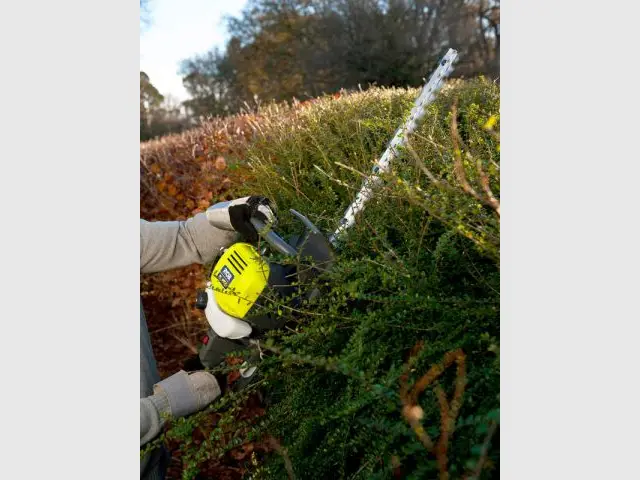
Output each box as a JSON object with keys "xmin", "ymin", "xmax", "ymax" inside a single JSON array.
[
  {"xmin": 400, "ymin": 344, "xmax": 435, "ymax": 451},
  {"xmin": 400, "ymin": 346, "xmax": 467, "ymax": 480},
  {"xmin": 402, "ymin": 403, "xmax": 435, "ymax": 451}
]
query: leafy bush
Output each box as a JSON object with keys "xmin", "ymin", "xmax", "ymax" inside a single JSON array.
[
  {"xmin": 142, "ymin": 78, "xmax": 500, "ymax": 479},
  {"xmin": 232, "ymin": 78, "xmax": 500, "ymax": 479}
]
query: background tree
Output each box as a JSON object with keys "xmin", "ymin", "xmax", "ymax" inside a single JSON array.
[
  {"xmin": 140, "ymin": 71, "xmax": 164, "ymax": 140},
  {"xmin": 180, "ymin": 0, "xmax": 500, "ymax": 117},
  {"xmin": 141, "ymin": 72, "xmax": 190, "ymax": 140},
  {"xmin": 181, "ymin": 48, "xmax": 237, "ymax": 118}
]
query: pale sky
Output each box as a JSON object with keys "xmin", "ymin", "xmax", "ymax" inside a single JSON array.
[{"xmin": 140, "ymin": 0, "xmax": 248, "ymax": 103}]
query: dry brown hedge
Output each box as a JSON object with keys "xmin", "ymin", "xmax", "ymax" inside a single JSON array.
[
  {"xmin": 140, "ymin": 101, "xmax": 330, "ymax": 477},
  {"xmin": 140, "ymin": 113, "xmax": 257, "ymax": 375},
  {"xmin": 140, "ymin": 112, "xmax": 273, "ymax": 478}
]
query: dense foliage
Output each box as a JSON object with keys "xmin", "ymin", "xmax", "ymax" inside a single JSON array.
[
  {"xmin": 141, "ymin": 78, "xmax": 499, "ymax": 479},
  {"xmin": 234, "ymin": 78, "xmax": 500, "ymax": 479}
]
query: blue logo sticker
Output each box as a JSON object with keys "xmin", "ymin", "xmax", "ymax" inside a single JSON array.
[{"xmin": 217, "ymin": 266, "xmax": 235, "ymax": 289}]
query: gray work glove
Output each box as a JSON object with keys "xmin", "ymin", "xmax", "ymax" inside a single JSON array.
[
  {"xmin": 150, "ymin": 370, "xmax": 221, "ymax": 419},
  {"xmin": 141, "ymin": 370, "xmax": 222, "ymax": 447},
  {"xmin": 206, "ymin": 196, "xmax": 277, "ymax": 243}
]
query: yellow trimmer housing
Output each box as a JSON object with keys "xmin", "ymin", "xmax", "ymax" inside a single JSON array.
[{"xmin": 211, "ymin": 243, "xmax": 270, "ymax": 319}]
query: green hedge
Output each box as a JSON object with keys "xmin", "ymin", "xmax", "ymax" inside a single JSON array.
[
  {"xmin": 151, "ymin": 78, "xmax": 500, "ymax": 480},
  {"xmin": 236, "ymin": 78, "xmax": 500, "ymax": 479}
]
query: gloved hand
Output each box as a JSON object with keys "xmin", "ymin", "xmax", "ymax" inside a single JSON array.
[
  {"xmin": 206, "ymin": 196, "xmax": 277, "ymax": 243},
  {"xmin": 149, "ymin": 370, "xmax": 224, "ymax": 421},
  {"xmin": 141, "ymin": 370, "xmax": 226, "ymax": 448}
]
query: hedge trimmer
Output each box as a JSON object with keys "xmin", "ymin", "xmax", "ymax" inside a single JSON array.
[{"xmin": 184, "ymin": 49, "xmax": 459, "ymax": 386}]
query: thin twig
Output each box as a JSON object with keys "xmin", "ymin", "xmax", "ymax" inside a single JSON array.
[
  {"xmin": 403, "ymin": 406, "xmax": 435, "ymax": 451},
  {"xmin": 405, "ymin": 140, "xmax": 447, "ymax": 188},
  {"xmin": 451, "ymin": 102, "xmax": 482, "ymax": 202},
  {"xmin": 170, "ymin": 333, "xmax": 198, "ymax": 355},
  {"xmin": 334, "ymin": 161, "xmax": 370, "ymax": 179},
  {"xmin": 475, "ymin": 156, "xmax": 500, "ymax": 215},
  {"xmin": 399, "ymin": 347, "xmax": 467, "ymax": 480},
  {"xmin": 408, "ymin": 349, "xmax": 466, "ymax": 406},
  {"xmin": 450, "ymin": 101, "xmax": 500, "ymax": 216},
  {"xmin": 349, "ymin": 455, "xmax": 375, "ymax": 480},
  {"xmin": 465, "ymin": 421, "xmax": 498, "ymax": 480},
  {"xmin": 313, "ymin": 165, "xmax": 353, "ymax": 188},
  {"xmin": 400, "ymin": 343, "xmax": 436, "ymax": 451},
  {"xmin": 276, "ymin": 175, "xmax": 313, "ymax": 202}
]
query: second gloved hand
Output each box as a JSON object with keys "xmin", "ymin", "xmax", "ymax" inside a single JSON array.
[{"xmin": 141, "ymin": 370, "xmax": 226, "ymax": 448}]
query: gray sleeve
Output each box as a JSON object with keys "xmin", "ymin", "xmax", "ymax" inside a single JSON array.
[
  {"xmin": 140, "ymin": 213, "xmax": 238, "ymax": 274},
  {"xmin": 140, "ymin": 398, "xmax": 164, "ymax": 447}
]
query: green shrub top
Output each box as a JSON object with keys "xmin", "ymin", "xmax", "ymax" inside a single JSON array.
[
  {"xmin": 236, "ymin": 78, "xmax": 500, "ymax": 479},
  {"xmin": 154, "ymin": 78, "xmax": 500, "ymax": 480}
]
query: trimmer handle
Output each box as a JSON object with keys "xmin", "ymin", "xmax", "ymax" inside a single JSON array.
[
  {"xmin": 250, "ymin": 209, "xmax": 327, "ymax": 258},
  {"xmin": 249, "ymin": 217, "xmax": 297, "ymax": 256},
  {"xmin": 186, "ymin": 210, "xmax": 334, "ymax": 375}
]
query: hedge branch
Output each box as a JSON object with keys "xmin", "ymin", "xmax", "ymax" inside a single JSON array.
[
  {"xmin": 450, "ymin": 101, "xmax": 500, "ymax": 216},
  {"xmin": 475, "ymin": 156, "xmax": 500, "ymax": 215},
  {"xmin": 400, "ymin": 346, "xmax": 467, "ymax": 480}
]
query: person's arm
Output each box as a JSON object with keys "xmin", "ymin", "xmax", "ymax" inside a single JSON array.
[
  {"xmin": 141, "ymin": 196, "xmax": 277, "ymax": 274},
  {"xmin": 140, "ymin": 213, "xmax": 238, "ymax": 274}
]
